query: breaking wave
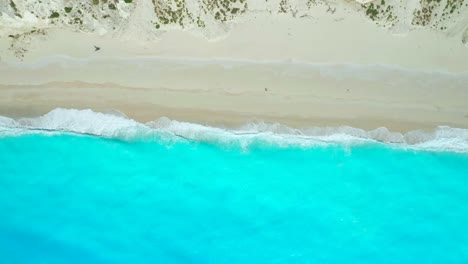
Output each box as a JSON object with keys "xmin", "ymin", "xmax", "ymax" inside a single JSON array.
[{"xmin": 1, "ymin": 108, "xmax": 467, "ymax": 152}]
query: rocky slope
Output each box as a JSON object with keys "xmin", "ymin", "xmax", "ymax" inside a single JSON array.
[{"xmin": 1, "ymin": 0, "xmax": 467, "ymax": 58}]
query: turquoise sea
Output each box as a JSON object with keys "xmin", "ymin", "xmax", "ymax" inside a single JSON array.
[{"xmin": 1, "ymin": 109, "xmax": 468, "ymax": 263}]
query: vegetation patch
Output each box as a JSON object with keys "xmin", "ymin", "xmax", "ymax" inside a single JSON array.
[
  {"xmin": 74, "ymin": 17, "xmax": 83, "ymax": 25},
  {"xmin": 9, "ymin": 0, "xmax": 22, "ymax": 18},
  {"xmin": 9, "ymin": 0, "xmax": 17, "ymax": 12},
  {"xmin": 7, "ymin": 29, "xmax": 47, "ymax": 60},
  {"xmin": 412, "ymin": 0, "xmax": 441, "ymax": 26},
  {"xmin": 361, "ymin": 1, "xmax": 397, "ymax": 27},
  {"xmin": 365, "ymin": 3, "xmax": 379, "ymax": 20},
  {"xmin": 279, "ymin": 0, "xmax": 289, "ymax": 13},
  {"xmin": 196, "ymin": 16, "xmax": 206, "ymax": 28},
  {"xmin": 443, "ymin": 0, "xmax": 464, "ymax": 14},
  {"xmin": 201, "ymin": 0, "xmax": 248, "ymax": 22},
  {"xmin": 64, "ymin": 7, "xmax": 73, "ymax": 13},
  {"xmin": 411, "ymin": 0, "xmax": 465, "ymax": 30},
  {"xmin": 152, "ymin": 0, "xmax": 195, "ymax": 27},
  {"xmin": 49, "ymin": 12, "xmax": 60, "ymax": 19},
  {"xmin": 307, "ymin": 0, "xmax": 327, "ymax": 9}
]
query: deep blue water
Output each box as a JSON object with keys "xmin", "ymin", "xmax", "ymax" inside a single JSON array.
[{"xmin": 1, "ymin": 133, "xmax": 468, "ymax": 263}]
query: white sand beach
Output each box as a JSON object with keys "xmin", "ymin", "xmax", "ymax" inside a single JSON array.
[{"xmin": 1, "ymin": 0, "xmax": 467, "ymax": 132}]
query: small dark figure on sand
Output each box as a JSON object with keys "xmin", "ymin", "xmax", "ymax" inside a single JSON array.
[{"xmin": 94, "ymin": 46, "xmax": 101, "ymax": 52}]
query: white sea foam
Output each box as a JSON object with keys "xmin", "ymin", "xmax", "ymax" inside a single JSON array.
[
  {"xmin": 0, "ymin": 108, "xmax": 151, "ymax": 140},
  {"xmin": 0, "ymin": 108, "xmax": 467, "ymax": 152}
]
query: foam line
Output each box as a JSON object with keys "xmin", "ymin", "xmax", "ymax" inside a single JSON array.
[{"xmin": 1, "ymin": 108, "xmax": 467, "ymax": 152}]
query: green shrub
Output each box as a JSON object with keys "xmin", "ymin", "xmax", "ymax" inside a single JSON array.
[
  {"xmin": 50, "ymin": 11, "xmax": 60, "ymax": 18},
  {"xmin": 9, "ymin": 0, "xmax": 18, "ymax": 12}
]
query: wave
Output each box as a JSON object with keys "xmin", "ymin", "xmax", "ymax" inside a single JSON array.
[{"xmin": 1, "ymin": 108, "xmax": 468, "ymax": 152}]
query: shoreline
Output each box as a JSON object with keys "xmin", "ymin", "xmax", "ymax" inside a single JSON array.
[{"xmin": 1, "ymin": 108, "xmax": 468, "ymax": 154}]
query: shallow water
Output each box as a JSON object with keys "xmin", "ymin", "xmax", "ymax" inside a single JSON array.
[{"xmin": 1, "ymin": 131, "xmax": 468, "ymax": 263}]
